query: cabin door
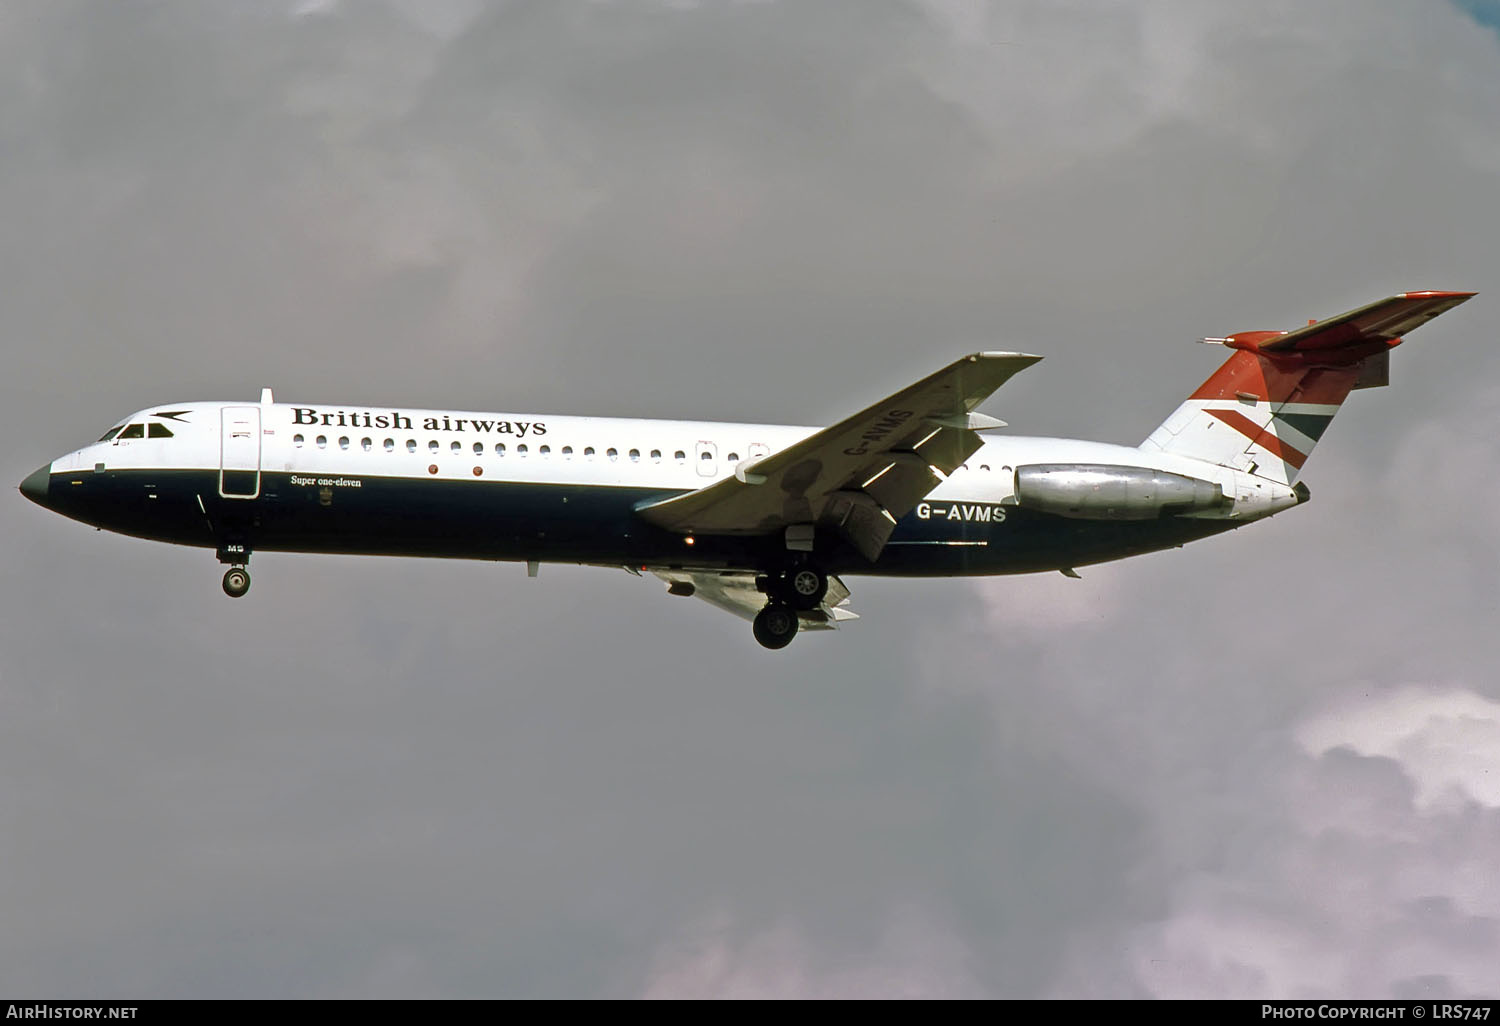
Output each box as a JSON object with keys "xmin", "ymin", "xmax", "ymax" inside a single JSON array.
[
  {"xmin": 219, "ymin": 407, "xmax": 261, "ymax": 499},
  {"xmin": 695, "ymin": 440, "xmax": 718, "ymax": 478}
]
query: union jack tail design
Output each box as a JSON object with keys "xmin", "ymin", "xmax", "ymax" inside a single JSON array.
[{"xmin": 1141, "ymin": 291, "xmax": 1474, "ymax": 485}]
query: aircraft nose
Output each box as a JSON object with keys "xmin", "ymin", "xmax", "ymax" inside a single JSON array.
[{"xmin": 18, "ymin": 463, "xmax": 51, "ymax": 506}]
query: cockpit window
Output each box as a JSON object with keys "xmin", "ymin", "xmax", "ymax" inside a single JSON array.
[
  {"xmin": 148, "ymin": 423, "xmax": 174, "ymax": 439},
  {"xmin": 118, "ymin": 424, "xmax": 145, "ymax": 440},
  {"xmin": 98, "ymin": 426, "xmax": 124, "ymax": 442}
]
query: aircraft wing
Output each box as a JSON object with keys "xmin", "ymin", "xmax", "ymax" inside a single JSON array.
[
  {"xmin": 1256, "ymin": 291, "xmax": 1475, "ymax": 353},
  {"xmin": 635, "ymin": 351, "xmax": 1041, "ymax": 560},
  {"xmin": 652, "ymin": 569, "xmax": 857, "ymax": 631}
]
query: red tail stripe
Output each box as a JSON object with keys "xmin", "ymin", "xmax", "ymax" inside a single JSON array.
[
  {"xmin": 1190, "ymin": 351, "xmax": 1360, "ymax": 405},
  {"xmin": 1207, "ymin": 409, "xmax": 1309, "ymax": 469}
]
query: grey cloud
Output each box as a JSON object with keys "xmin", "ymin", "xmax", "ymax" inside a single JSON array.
[{"xmin": 3, "ymin": 0, "xmax": 1499, "ymax": 998}]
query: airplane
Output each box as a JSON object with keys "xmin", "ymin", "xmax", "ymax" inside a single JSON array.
[{"xmin": 19, "ymin": 291, "xmax": 1473, "ymax": 649}]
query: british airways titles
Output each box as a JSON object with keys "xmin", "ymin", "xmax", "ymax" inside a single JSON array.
[{"xmin": 291, "ymin": 407, "xmax": 547, "ymax": 437}]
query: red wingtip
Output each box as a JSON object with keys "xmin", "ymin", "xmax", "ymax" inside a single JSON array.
[{"xmin": 1399, "ymin": 290, "xmax": 1477, "ymax": 299}]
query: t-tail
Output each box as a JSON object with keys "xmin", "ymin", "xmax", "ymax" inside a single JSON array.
[{"xmin": 1141, "ymin": 291, "xmax": 1475, "ymax": 485}]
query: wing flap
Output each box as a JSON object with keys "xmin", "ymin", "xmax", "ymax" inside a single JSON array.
[
  {"xmin": 822, "ymin": 490, "xmax": 897, "ymax": 562},
  {"xmin": 857, "ymin": 452, "xmax": 940, "ymax": 514}
]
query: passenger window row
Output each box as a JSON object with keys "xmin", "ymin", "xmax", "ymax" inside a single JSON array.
[
  {"xmin": 290, "ymin": 434, "xmax": 743, "ymax": 465},
  {"xmin": 283, "ymin": 433, "xmax": 1000, "ymax": 472}
]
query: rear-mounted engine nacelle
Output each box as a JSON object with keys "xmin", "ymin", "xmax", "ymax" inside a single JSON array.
[{"xmin": 1013, "ymin": 464, "xmax": 1229, "ymax": 520}]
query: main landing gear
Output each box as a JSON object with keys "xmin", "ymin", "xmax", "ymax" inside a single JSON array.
[
  {"xmin": 757, "ymin": 565, "xmax": 828, "ymax": 612},
  {"xmin": 750, "ymin": 563, "xmax": 830, "ymax": 650},
  {"xmin": 785, "ymin": 566, "xmax": 829, "ymax": 610},
  {"xmin": 752, "ymin": 603, "xmax": 798, "ymax": 650}
]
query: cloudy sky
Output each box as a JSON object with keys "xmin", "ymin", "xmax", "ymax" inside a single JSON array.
[{"xmin": 3, "ymin": 0, "xmax": 1498, "ymax": 998}]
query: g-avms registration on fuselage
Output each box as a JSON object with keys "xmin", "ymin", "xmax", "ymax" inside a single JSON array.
[{"xmin": 20, "ymin": 292, "xmax": 1472, "ymax": 649}]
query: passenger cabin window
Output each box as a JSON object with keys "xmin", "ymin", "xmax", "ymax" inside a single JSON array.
[
  {"xmin": 562, "ymin": 446, "xmax": 573, "ymax": 458},
  {"xmin": 293, "ymin": 434, "xmax": 305, "ymax": 447},
  {"xmin": 339, "ymin": 437, "xmax": 350, "ymax": 450},
  {"xmin": 429, "ymin": 440, "xmax": 439, "ymax": 453},
  {"xmin": 361, "ymin": 437, "xmax": 373, "ymax": 451},
  {"xmin": 473, "ymin": 442, "xmax": 483, "ymax": 455},
  {"xmin": 495, "ymin": 443, "xmax": 506, "ymax": 456},
  {"xmin": 118, "ymin": 424, "xmax": 145, "ymax": 439},
  {"xmin": 384, "ymin": 439, "xmax": 395, "ymax": 452},
  {"xmin": 450, "ymin": 441, "xmax": 461, "ymax": 453},
  {"xmin": 727, "ymin": 452, "xmax": 739, "ymax": 462},
  {"xmin": 148, "ymin": 424, "xmax": 174, "ymax": 439},
  {"xmin": 316, "ymin": 435, "xmax": 328, "ymax": 448},
  {"xmin": 407, "ymin": 440, "xmax": 417, "ymax": 453},
  {"xmin": 518, "ymin": 444, "xmax": 528, "ymax": 456},
  {"xmin": 650, "ymin": 449, "xmax": 661, "ymax": 463},
  {"xmin": 540, "ymin": 445, "xmax": 551, "ymax": 456},
  {"xmin": 629, "ymin": 449, "xmax": 640, "ymax": 462},
  {"xmin": 674, "ymin": 451, "xmax": 686, "ymax": 463},
  {"xmin": 584, "ymin": 447, "xmax": 595, "ymax": 457},
  {"xmin": 607, "ymin": 448, "xmax": 618, "ymax": 462}
]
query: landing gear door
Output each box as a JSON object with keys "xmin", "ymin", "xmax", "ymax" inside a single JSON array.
[{"xmin": 220, "ymin": 406, "xmax": 261, "ymax": 499}]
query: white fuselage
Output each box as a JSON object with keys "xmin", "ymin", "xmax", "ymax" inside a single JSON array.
[{"xmin": 47, "ymin": 400, "xmax": 1296, "ymax": 523}]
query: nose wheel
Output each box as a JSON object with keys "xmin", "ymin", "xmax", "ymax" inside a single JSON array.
[
  {"xmin": 222, "ymin": 566, "xmax": 251, "ymax": 598},
  {"xmin": 752, "ymin": 602, "xmax": 799, "ymax": 650}
]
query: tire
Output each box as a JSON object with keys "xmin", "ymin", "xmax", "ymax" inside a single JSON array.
[
  {"xmin": 752, "ymin": 603, "xmax": 798, "ymax": 650},
  {"xmin": 786, "ymin": 567, "xmax": 828, "ymax": 610},
  {"xmin": 222, "ymin": 567, "xmax": 251, "ymax": 598}
]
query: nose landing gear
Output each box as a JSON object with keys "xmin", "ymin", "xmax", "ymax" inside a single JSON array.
[
  {"xmin": 218, "ymin": 542, "xmax": 252, "ymax": 598},
  {"xmin": 222, "ymin": 565, "xmax": 251, "ymax": 598}
]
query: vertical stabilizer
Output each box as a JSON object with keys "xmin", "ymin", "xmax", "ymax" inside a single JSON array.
[
  {"xmin": 1142, "ymin": 349, "xmax": 1357, "ymax": 485},
  {"xmin": 1141, "ymin": 291, "xmax": 1473, "ymax": 485}
]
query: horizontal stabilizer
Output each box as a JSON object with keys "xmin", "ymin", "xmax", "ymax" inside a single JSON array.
[{"xmin": 1248, "ymin": 291, "xmax": 1474, "ymax": 356}]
